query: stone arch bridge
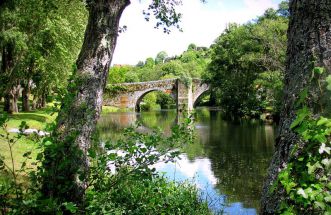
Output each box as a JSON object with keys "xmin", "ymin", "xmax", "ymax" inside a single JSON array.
[{"xmin": 104, "ymin": 78, "xmax": 209, "ymax": 112}]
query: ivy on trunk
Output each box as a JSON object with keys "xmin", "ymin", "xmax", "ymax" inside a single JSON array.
[{"xmin": 261, "ymin": 0, "xmax": 331, "ymax": 213}]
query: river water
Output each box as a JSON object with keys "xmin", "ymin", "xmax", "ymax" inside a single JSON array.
[{"xmin": 97, "ymin": 108, "xmax": 275, "ymax": 214}]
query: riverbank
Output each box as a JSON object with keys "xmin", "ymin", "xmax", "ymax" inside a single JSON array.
[
  {"xmin": 0, "ymin": 105, "xmax": 123, "ymax": 170},
  {"xmin": 0, "ymin": 107, "xmax": 212, "ymax": 214}
]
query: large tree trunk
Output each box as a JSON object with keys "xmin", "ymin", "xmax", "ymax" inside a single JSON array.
[
  {"xmin": 6, "ymin": 85, "xmax": 20, "ymax": 114},
  {"xmin": 22, "ymin": 80, "xmax": 31, "ymax": 112},
  {"xmin": 42, "ymin": 0, "xmax": 130, "ymax": 205},
  {"xmin": 3, "ymin": 94, "xmax": 10, "ymax": 112},
  {"xmin": 261, "ymin": 1, "xmax": 331, "ymax": 213},
  {"xmin": 39, "ymin": 91, "xmax": 46, "ymax": 108},
  {"xmin": 31, "ymin": 94, "xmax": 37, "ymax": 110}
]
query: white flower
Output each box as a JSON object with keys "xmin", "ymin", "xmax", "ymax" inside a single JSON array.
[
  {"xmin": 297, "ymin": 188, "xmax": 308, "ymax": 199},
  {"xmin": 319, "ymin": 143, "xmax": 331, "ymax": 154}
]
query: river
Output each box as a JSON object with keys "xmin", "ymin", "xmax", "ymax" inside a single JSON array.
[{"xmin": 97, "ymin": 108, "xmax": 275, "ymax": 214}]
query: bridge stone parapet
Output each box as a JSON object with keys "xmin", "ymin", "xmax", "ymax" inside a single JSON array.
[{"xmin": 104, "ymin": 78, "xmax": 209, "ymax": 112}]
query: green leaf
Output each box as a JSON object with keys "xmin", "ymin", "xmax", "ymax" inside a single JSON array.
[
  {"xmin": 44, "ymin": 141, "xmax": 52, "ymax": 146},
  {"xmin": 326, "ymin": 75, "xmax": 331, "ymax": 91},
  {"xmin": 314, "ymin": 201, "xmax": 326, "ymax": 210},
  {"xmin": 63, "ymin": 202, "xmax": 77, "ymax": 213},
  {"xmin": 285, "ymin": 181, "xmax": 297, "ymax": 193},
  {"xmin": 322, "ymin": 158, "xmax": 331, "ymax": 169},
  {"xmin": 291, "ymin": 106, "xmax": 310, "ymax": 129},
  {"xmin": 324, "ymin": 195, "xmax": 331, "ymax": 203},
  {"xmin": 307, "ymin": 162, "xmax": 323, "ymax": 174},
  {"xmin": 88, "ymin": 149, "xmax": 96, "ymax": 158},
  {"xmin": 313, "ymin": 67, "xmax": 325, "ymax": 75},
  {"xmin": 314, "ymin": 134, "xmax": 327, "ymax": 143},
  {"xmin": 317, "ymin": 117, "xmax": 330, "ymax": 126},
  {"xmin": 23, "ymin": 151, "xmax": 32, "ymax": 158},
  {"xmin": 295, "ymin": 88, "xmax": 308, "ymax": 107}
]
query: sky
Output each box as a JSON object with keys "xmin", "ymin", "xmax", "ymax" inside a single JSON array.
[{"xmin": 112, "ymin": 0, "xmax": 283, "ymax": 65}]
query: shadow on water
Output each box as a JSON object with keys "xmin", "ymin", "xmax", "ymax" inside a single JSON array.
[{"xmin": 97, "ymin": 108, "xmax": 275, "ymax": 214}]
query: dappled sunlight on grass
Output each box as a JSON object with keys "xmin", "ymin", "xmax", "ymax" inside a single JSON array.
[
  {"xmin": 0, "ymin": 134, "xmax": 39, "ymax": 173},
  {"xmin": 3, "ymin": 108, "xmax": 57, "ymax": 130}
]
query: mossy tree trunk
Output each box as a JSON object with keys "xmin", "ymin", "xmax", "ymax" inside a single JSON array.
[
  {"xmin": 261, "ymin": 0, "xmax": 331, "ymax": 213},
  {"xmin": 42, "ymin": 0, "xmax": 130, "ymax": 205}
]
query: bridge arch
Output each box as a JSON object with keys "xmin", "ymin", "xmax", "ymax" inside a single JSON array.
[
  {"xmin": 193, "ymin": 89, "xmax": 210, "ymax": 107},
  {"xmin": 192, "ymin": 80, "xmax": 210, "ymax": 108},
  {"xmin": 135, "ymin": 89, "xmax": 177, "ymax": 112}
]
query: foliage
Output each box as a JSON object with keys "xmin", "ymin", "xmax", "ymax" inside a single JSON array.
[
  {"xmin": 87, "ymin": 175, "xmax": 210, "ymax": 215},
  {"xmin": 104, "ymin": 85, "xmax": 128, "ymax": 98},
  {"xmin": 140, "ymin": 92, "xmax": 161, "ymax": 111},
  {"xmin": 0, "ymin": 111, "xmax": 211, "ymax": 214},
  {"xmin": 108, "ymin": 65, "xmax": 137, "ymax": 84},
  {"xmin": 86, "ymin": 120, "xmax": 210, "ymax": 214},
  {"xmin": 0, "ymin": 112, "xmax": 70, "ymax": 214},
  {"xmin": 155, "ymin": 51, "xmax": 169, "ymax": 64},
  {"xmin": 156, "ymin": 92, "xmax": 176, "ymax": 109},
  {"xmin": 0, "ymin": 0, "xmax": 87, "ymax": 113},
  {"xmin": 276, "ymin": 109, "xmax": 331, "ymax": 214},
  {"xmin": 205, "ymin": 3, "xmax": 288, "ymax": 118},
  {"xmin": 275, "ymin": 74, "xmax": 331, "ymax": 214}
]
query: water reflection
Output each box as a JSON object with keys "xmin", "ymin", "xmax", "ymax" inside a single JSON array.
[{"xmin": 97, "ymin": 108, "xmax": 275, "ymax": 214}]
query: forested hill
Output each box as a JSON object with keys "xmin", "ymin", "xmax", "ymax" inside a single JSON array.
[{"xmin": 108, "ymin": 43, "xmax": 210, "ymax": 84}]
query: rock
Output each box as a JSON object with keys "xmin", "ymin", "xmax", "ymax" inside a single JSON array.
[{"xmin": 8, "ymin": 128, "xmax": 49, "ymax": 136}]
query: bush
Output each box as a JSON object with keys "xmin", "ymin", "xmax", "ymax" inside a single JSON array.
[{"xmin": 87, "ymin": 175, "xmax": 210, "ymax": 215}]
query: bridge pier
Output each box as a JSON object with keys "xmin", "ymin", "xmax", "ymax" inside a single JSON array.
[{"xmin": 176, "ymin": 79, "xmax": 193, "ymax": 113}]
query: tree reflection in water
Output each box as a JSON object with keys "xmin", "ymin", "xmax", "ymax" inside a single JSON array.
[{"xmin": 97, "ymin": 108, "xmax": 275, "ymax": 214}]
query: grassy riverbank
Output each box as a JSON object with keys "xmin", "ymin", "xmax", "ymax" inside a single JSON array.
[
  {"xmin": 0, "ymin": 106, "xmax": 212, "ymax": 214},
  {"xmin": 0, "ymin": 105, "xmax": 124, "ymax": 171}
]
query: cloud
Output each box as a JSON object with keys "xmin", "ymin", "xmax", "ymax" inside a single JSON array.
[{"xmin": 112, "ymin": 0, "xmax": 281, "ymax": 65}]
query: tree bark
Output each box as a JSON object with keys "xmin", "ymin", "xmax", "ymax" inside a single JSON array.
[
  {"xmin": 41, "ymin": 91, "xmax": 46, "ymax": 108},
  {"xmin": 42, "ymin": 0, "xmax": 130, "ymax": 205},
  {"xmin": 31, "ymin": 95, "xmax": 37, "ymax": 110},
  {"xmin": 6, "ymin": 85, "xmax": 20, "ymax": 114},
  {"xmin": 22, "ymin": 80, "xmax": 31, "ymax": 112},
  {"xmin": 3, "ymin": 94, "xmax": 10, "ymax": 112},
  {"xmin": 261, "ymin": 1, "xmax": 331, "ymax": 213}
]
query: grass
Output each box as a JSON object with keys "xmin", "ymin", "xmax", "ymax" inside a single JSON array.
[
  {"xmin": 0, "ymin": 103, "xmax": 132, "ymax": 178},
  {"xmin": 0, "ymin": 104, "xmax": 129, "ymax": 173},
  {"xmin": 0, "ymin": 133, "xmax": 39, "ymax": 173},
  {"xmin": 6, "ymin": 110, "xmax": 57, "ymax": 130},
  {"xmin": 0, "ymin": 105, "xmax": 56, "ymax": 178}
]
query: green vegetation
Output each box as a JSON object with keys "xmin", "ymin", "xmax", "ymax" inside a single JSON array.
[
  {"xmin": 205, "ymin": 6, "xmax": 288, "ymax": 118},
  {"xmin": 87, "ymin": 175, "xmax": 210, "ymax": 215},
  {"xmin": 106, "ymin": 2, "xmax": 289, "ymax": 119},
  {"xmin": 0, "ymin": 0, "xmax": 87, "ymax": 114},
  {"xmin": 5, "ymin": 108, "xmax": 57, "ymax": 130},
  {"xmin": 0, "ymin": 113, "xmax": 211, "ymax": 214},
  {"xmin": 106, "ymin": 45, "xmax": 210, "ymax": 110},
  {"xmin": 3, "ymin": 0, "xmax": 331, "ymax": 214},
  {"xmin": 272, "ymin": 74, "xmax": 331, "ymax": 214}
]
